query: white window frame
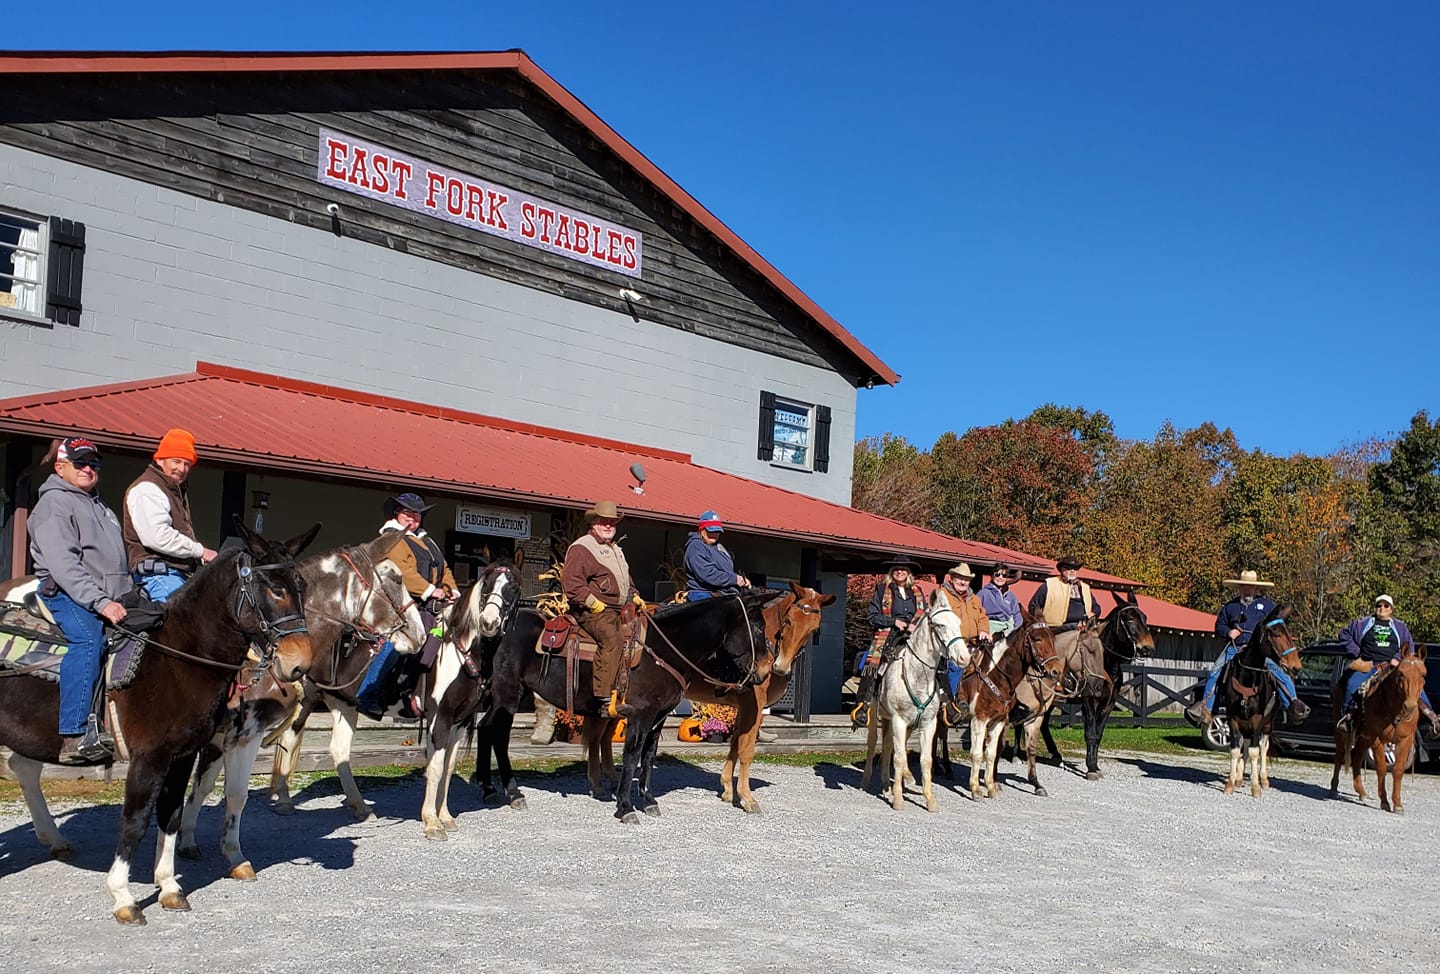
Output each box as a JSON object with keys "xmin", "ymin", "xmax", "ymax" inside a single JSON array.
[
  {"xmin": 770, "ymin": 397, "xmax": 814, "ymax": 471},
  {"xmin": 0, "ymin": 207, "xmax": 47, "ymax": 323}
]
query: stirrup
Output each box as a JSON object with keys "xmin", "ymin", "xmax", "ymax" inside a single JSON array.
[{"xmin": 849, "ymin": 700, "xmax": 870, "ymax": 729}]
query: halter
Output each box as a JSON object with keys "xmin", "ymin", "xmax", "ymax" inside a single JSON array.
[
  {"xmin": 332, "ymin": 548, "xmax": 418, "ymax": 646},
  {"xmin": 896, "ymin": 598, "xmax": 964, "ymax": 714},
  {"xmin": 1101, "ymin": 604, "xmax": 1147, "ymax": 662},
  {"xmin": 643, "ymin": 593, "xmax": 770, "ymax": 695}
]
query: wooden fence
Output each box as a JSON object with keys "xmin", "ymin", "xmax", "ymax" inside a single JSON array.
[{"xmin": 1049, "ymin": 661, "xmax": 1209, "ymax": 727}]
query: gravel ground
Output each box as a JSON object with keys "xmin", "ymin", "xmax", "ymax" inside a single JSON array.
[{"xmin": 0, "ymin": 748, "xmax": 1436, "ymax": 974}]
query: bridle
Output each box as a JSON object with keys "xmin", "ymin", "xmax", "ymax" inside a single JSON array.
[
  {"xmin": 896, "ymin": 597, "xmax": 964, "ymax": 714},
  {"xmin": 644, "ymin": 593, "xmax": 771, "ymax": 694},
  {"xmin": 304, "ymin": 548, "xmax": 423, "ymax": 693},
  {"xmin": 1102, "ymin": 604, "xmax": 1148, "ymax": 662},
  {"xmin": 772, "ymin": 594, "xmax": 822, "ymax": 666}
]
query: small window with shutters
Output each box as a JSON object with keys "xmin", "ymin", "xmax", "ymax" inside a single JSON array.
[
  {"xmin": 0, "ymin": 207, "xmax": 85, "ymax": 327},
  {"xmin": 758, "ymin": 391, "xmax": 832, "ymax": 473}
]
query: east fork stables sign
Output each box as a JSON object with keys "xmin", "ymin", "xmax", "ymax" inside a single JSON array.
[
  {"xmin": 455, "ymin": 504, "xmax": 532, "ymax": 540},
  {"xmin": 317, "ymin": 129, "xmax": 643, "ymax": 278}
]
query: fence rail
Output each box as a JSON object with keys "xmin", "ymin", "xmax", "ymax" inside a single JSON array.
[{"xmin": 1049, "ymin": 662, "xmax": 1208, "ymax": 727}]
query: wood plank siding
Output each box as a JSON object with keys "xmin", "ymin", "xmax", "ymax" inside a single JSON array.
[{"xmin": 0, "ymin": 70, "xmax": 866, "ymax": 383}]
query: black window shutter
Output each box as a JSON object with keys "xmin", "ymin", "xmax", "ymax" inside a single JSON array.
[
  {"xmin": 813, "ymin": 404, "xmax": 832, "ymax": 472},
  {"xmin": 46, "ymin": 217, "xmax": 86, "ymax": 327},
  {"xmin": 757, "ymin": 391, "xmax": 777, "ymax": 461}
]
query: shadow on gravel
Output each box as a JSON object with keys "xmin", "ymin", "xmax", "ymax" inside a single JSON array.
[
  {"xmin": 1262, "ymin": 776, "xmax": 1338, "ymax": 801},
  {"xmin": 0, "ymin": 801, "xmax": 120, "ymax": 878},
  {"xmin": 1121, "ymin": 757, "xmax": 1217, "ymax": 787}
]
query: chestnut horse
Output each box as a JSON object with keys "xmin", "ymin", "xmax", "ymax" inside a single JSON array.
[
  {"xmin": 177, "ymin": 534, "xmax": 426, "ymax": 873},
  {"xmin": 1329, "ymin": 643, "xmax": 1427, "ymax": 813},
  {"xmin": 662, "ymin": 582, "xmax": 834, "ymax": 814},
  {"xmin": 963, "ymin": 612, "xmax": 1060, "ymax": 800},
  {"xmin": 0, "ymin": 521, "xmax": 319, "ymax": 924},
  {"xmin": 1219, "ymin": 605, "xmax": 1300, "ymax": 797}
]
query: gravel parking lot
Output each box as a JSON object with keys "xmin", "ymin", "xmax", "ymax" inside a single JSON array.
[{"xmin": 0, "ymin": 748, "xmax": 1435, "ymax": 974}]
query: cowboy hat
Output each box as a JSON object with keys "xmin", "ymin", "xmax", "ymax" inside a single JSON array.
[
  {"xmin": 385, "ymin": 491, "xmax": 434, "ymax": 515},
  {"xmin": 584, "ymin": 500, "xmax": 624, "ymax": 522},
  {"xmin": 946, "ymin": 562, "xmax": 975, "ymax": 578},
  {"xmin": 883, "ymin": 553, "xmax": 922, "ymax": 571},
  {"xmin": 1057, "ymin": 555, "xmax": 1084, "ymax": 571},
  {"xmin": 1222, "ymin": 569, "xmax": 1274, "ymax": 588}
]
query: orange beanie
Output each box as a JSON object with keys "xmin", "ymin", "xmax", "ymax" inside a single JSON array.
[{"xmin": 154, "ymin": 428, "xmax": 198, "ymax": 464}]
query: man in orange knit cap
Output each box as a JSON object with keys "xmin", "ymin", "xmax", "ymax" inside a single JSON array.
[{"xmin": 122, "ymin": 427, "xmax": 217, "ymax": 601}]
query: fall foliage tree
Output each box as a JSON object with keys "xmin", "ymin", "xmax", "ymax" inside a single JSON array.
[{"xmin": 851, "ymin": 434, "xmax": 931, "ymax": 527}]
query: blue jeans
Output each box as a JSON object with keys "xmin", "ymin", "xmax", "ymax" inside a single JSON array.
[
  {"xmin": 1342, "ymin": 666, "xmax": 1435, "ymax": 712},
  {"xmin": 1202, "ymin": 643, "xmax": 1296, "ymax": 710},
  {"xmin": 355, "ymin": 640, "xmax": 397, "ymax": 712},
  {"xmin": 134, "ymin": 566, "xmax": 188, "ymax": 602},
  {"xmin": 40, "ymin": 589, "xmax": 107, "ymax": 736}
]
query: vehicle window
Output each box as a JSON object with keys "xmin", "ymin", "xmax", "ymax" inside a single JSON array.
[{"xmin": 1295, "ymin": 653, "xmax": 1338, "ymax": 690}]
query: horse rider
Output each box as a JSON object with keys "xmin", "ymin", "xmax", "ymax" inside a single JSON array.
[
  {"xmin": 683, "ymin": 510, "xmax": 751, "ymax": 600},
  {"xmin": 1335, "ymin": 594, "xmax": 1440, "ymax": 734},
  {"xmin": 1184, "ymin": 569, "xmax": 1309, "ymax": 728},
  {"xmin": 978, "ymin": 563, "xmax": 1023, "ymax": 638},
  {"xmin": 1027, "ymin": 555, "xmax": 1096, "ymax": 634},
  {"xmin": 122, "ymin": 427, "xmax": 218, "ymax": 602},
  {"xmin": 561, "ymin": 500, "xmax": 646, "ymax": 718},
  {"xmin": 356, "ymin": 491, "xmax": 459, "ymax": 719},
  {"xmin": 938, "ymin": 563, "xmax": 991, "ymax": 704},
  {"xmin": 851, "ymin": 553, "xmax": 925, "ymax": 726},
  {"xmin": 28, "ymin": 436, "xmax": 129, "ymax": 764}
]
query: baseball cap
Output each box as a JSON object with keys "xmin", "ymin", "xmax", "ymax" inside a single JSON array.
[
  {"xmin": 698, "ymin": 511, "xmax": 724, "ymax": 532},
  {"xmin": 58, "ymin": 436, "xmax": 102, "ymax": 466}
]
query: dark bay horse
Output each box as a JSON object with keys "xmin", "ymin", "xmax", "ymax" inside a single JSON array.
[
  {"xmin": 1034, "ymin": 591, "xmax": 1155, "ymax": 780},
  {"xmin": 267, "ymin": 557, "xmax": 511, "ymax": 823},
  {"xmin": 1220, "ymin": 605, "xmax": 1300, "ymax": 797},
  {"xmin": 0, "ymin": 521, "xmax": 320, "ymax": 924},
  {"xmin": 178, "ymin": 533, "xmax": 426, "ymax": 873},
  {"xmin": 1330, "ymin": 643, "xmax": 1427, "ymax": 813}
]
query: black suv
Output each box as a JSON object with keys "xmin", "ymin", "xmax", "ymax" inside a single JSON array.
[{"xmin": 1199, "ymin": 641, "xmax": 1440, "ymax": 769}]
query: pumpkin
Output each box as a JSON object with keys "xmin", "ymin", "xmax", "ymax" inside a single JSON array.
[{"xmin": 677, "ymin": 717, "xmax": 704, "ymax": 743}]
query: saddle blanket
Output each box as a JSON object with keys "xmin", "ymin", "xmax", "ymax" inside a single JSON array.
[{"xmin": 0, "ymin": 614, "xmax": 146, "ymax": 690}]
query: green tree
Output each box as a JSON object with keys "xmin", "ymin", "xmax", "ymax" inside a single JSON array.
[{"xmin": 1362, "ymin": 411, "xmax": 1440, "ymax": 637}]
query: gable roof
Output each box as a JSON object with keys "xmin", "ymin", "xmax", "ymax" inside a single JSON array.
[
  {"xmin": 0, "ymin": 362, "xmax": 1064, "ymax": 573},
  {"xmin": 0, "ymin": 50, "xmax": 898, "ymax": 389}
]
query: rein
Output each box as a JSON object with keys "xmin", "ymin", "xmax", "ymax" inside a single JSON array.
[
  {"xmin": 897, "ymin": 599, "xmax": 963, "ymax": 714},
  {"xmin": 643, "ymin": 594, "xmax": 766, "ymax": 694}
]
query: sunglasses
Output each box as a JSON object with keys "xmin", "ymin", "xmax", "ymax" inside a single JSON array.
[
  {"xmin": 69, "ymin": 458, "xmax": 102, "ymax": 471},
  {"xmin": 1375, "ymin": 602, "xmax": 1392, "ymax": 608}
]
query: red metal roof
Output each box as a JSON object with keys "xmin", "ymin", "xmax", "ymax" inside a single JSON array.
[
  {"xmin": 1008, "ymin": 580, "xmax": 1218, "ymax": 636},
  {"xmin": 0, "ymin": 50, "xmax": 898, "ymax": 389},
  {"xmin": 0, "ymin": 363, "xmax": 1063, "ymax": 570}
]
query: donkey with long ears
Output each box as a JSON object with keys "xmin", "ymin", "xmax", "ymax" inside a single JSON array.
[
  {"xmin": 860, "ymin": 586, "xmax": 971, "ymax": 812},
  {"xmin": 177, "ymin": 532, "xmax": 426, "ymax": 875},
  {"xmin": 267, "ymin": 556, "xmax": 511, "ymax": 822},
  {"xmin": 1330, "ymin": 642, "xmax": 1428, "ymax": 813},
  {"xmin": 0, "ymin": 521, "xmax": 320, "ymax": 924}
]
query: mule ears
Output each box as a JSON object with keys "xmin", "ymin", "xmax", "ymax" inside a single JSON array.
[
  {"xmin": 283, "ymin": 522, "xmax": 323, "ymax": 559},
  {"xmin": 513, "ymin": 547, "xmax": 525, "ymax": 571},
  {"xmin": 786, "ymin": 579, "xmax": 836, "ymax": 606}
]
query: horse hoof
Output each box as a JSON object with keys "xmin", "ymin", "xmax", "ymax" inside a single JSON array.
[
  {"xmin": 229, "ymin": 862, "xmax": 257, "ymax": 882},
  {"xmin": 270, "ymin": 802, "xmax": 295, "ymax": 817},
  {"xmin": 443, "ymin": 818, "xmax": 461, "ymax": 832},
  {"xmin": 481, "ymin": 787, "xmax": 500, "ymax": 804},
  {"xmin": 740, "ymin": 799, "xmax": 761, "ymax": 815},
  {"xmin": 349, "ymin": 804, "xmax": 375, "ymax": 823},
  {"xmin": 1392, "ymin": 806, "xmax": 1404, "ymax": 816},
  {"xmin": 926, "ymin": 800, "xmax": 938, "ymax": 813},
  {"xmin": 424, "ymin": 826, "xmax": 449, "ymax": 842},
  {"xmin": 177, "ymin": 845, "xmax": 202, "ymax": 862},
  {"xmin": 1034, "ymin": 786, "xmax": 1048, "ymax": 798},
  {"xmin": 50, "ymin": 844, "xmax": 76, "ymax": 861},
  {"xmin": 114, "ymin": 906, "xmax": 146, "ymax": 925},
  {"xmin": 619, "ymin": 811, "xmax": 641, "ymax": 825},
  {"xmin": 643, "ymin": 804, "xmax": 660, "ymax": 818},
  {"xmin": 509, "ymin": 795, "xmax": 528, "ymax": 811},
  {"xmin": 1085, "ymin": 770, "xmax": 1102, "ymax": 782},
  {"xmin": 159, "ymin": 891, "xmax": 191, "ymax": 912}
]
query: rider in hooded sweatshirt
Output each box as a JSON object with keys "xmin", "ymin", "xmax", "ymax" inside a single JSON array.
[
  {"xmin": 683, "ymin": 511, "xmax": 750, "ymax": 600},
  {"xmin": 28, "ymin": 436, "xmax": 132, "ymax": 764}
]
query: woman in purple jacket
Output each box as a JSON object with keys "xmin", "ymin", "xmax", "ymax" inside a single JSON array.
[{"xmin": 1336, "ymin": 594, "xmax": 1438, "ymax": 733}]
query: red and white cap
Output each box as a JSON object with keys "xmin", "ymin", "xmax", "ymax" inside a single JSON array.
[{"xmin": 698, "ymin": 511, "xmax": 724, "ymax": 533}]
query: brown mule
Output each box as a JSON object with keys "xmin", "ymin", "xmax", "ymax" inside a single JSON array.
[{"xmin": 1330, "ymin": 643, "xmax": 1427, "ymax": 813}]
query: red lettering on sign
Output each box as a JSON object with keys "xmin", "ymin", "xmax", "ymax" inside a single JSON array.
[
  {"xmin": 554, "ymin": 213, "xmax": 571, "ymax": 250},
  {"xmin": 589, "ymin": 223, "xmax": 606, "ymax": 258},
  {"xmin": 606, "ymin": 229, "xmax": 623, "ymax": 265},
  {"xmin": 325, "ymin": 138, "xmax": 349, "ymax": 180},
  {"xmin": 347, "ymin": 148, "xmax": 371, "ymax": 189},
  {"xmin": 465, "ymin": 183, "xmax": 485, "ymax": 223},
  {"xmin": 446, "ymin": 178, "xmax": 465, "ymax": 216},
  {"xmin": 424, "ymin": 171, "xmax": 446, "ymax": 210},
  {"xmin": 370, "ymin": 155, "xmax": 390, "ymax": 195},
  {"xmin": 390, "ymin": 160, "xmax": 412, "ymax": 200},
  {"xmin": 520, "ymin": 201, "xmax": 537, "ymax": 238},
  {"xmin": 536, "ymin": 207, "xmax": 556, "ymax": 244},
  {"xmin": 573, "ymin": 220, "xmax": 590, "ymax": 254},
  {"xmin": 622, "ymin": 236, "xmax": 637, "ymax": 271},
  {"xmin": 487, "ymin": 191, "xmax": 509, "ymax": 230}
]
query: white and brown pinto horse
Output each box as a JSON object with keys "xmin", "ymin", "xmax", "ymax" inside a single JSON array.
[
  {"xmin": 267, "ymin": 557, "xmax": 510, "ymax": 824},
  {"xmin": 176, "ymin": 534, "xmax": 426, "ymax": 877},
  {"xmin": 963, "ymin": 612, "xmax": 1060, "ymax": 800},
  {"xmin": 860, "ymin": 587, "xmax": 971, "ymax": 811}
]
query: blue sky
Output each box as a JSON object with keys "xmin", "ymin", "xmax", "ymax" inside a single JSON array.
[{"xmin": 13, "ymin": 2, "xmax": 1438, "ymax": 457}]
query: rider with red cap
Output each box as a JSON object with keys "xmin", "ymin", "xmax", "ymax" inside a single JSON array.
[{"xmin": 683, "ymin": 510, "xmax": 750, "ymax": 600}]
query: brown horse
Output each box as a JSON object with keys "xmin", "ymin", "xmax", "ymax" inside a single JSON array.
[
  {"xmin": 1330, "ymin": 643, "xmax": 1427, "ymax": 813},
  {"xmin": 962, "ymin": 612, "xmax": 1060, "ymax": 800},
  {"xmin": 664, "ymin": 582, "xmax": 834, "ymax": 813},
  {"xmin": 1220, "ymin": 605, "xmax": 1300, "ymax": 797},
  {"xmin": 0, "ymin": 521, "xmax": 319, "ymax": 924}
]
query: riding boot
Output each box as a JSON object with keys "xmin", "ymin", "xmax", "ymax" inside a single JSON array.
[
  {"xmin": 1421, "ymin": 703, "xmax": 1440, "ymax": 736},
  {"xmin": 1183, "ymin": 700, "xmax": 1211, "ymax": 728},
  {"xmin": 530, "ymin": 698, "xmax": 557, "ymax": 746}
]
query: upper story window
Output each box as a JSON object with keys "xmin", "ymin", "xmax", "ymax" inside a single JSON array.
[
  {"xmin": 758, "ymin": 391, "xmax": 832, "ymax": 473},
  {"xmin": 0, "ymin": 211, "xmax": 44, "ymax": 317},
  {"xmin": 0, "ymin": 207, "xmax": 86, "ymax": 327}
]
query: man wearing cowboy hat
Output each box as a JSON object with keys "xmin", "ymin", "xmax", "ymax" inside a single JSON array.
[
  {"xmin": 852, "ymin": 554, "xmax": 927, "ymax": 726},
  {"xmin": 1184, "ymin": 569, "xmax": 1309, "ymax": 728},
  {"xmin": 562, "ymin": 500, "xmax": 645, "ymax": 718},
  {"xmin": 1028, "ymin": 556, "xmax": 1096, "ymax": 633},
  {"xmin": 356, "ymin": 491, "xmax": 458, "ymax": 719},
  {"xmin": 937, "ymin": 563, "xmax": 992, "ymax": 707},
  {"xmin": 1335, "ymin": 594, "xmax": 1440, "ymax": 734}
]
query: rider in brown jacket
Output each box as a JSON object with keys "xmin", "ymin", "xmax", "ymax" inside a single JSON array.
[{"xmin": 561, "ymin": 500, "xmax": 644, "ymax": 717}]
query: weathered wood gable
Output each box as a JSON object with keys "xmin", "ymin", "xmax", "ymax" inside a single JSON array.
[{"xmin": 0, "ymin": 69, "xmax": 867, "ymax": 383}]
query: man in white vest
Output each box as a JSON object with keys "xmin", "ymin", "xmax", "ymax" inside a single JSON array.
[{"xmin": 1027, "ymin": 555, "xmax": 1096, "ymax": 633}]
